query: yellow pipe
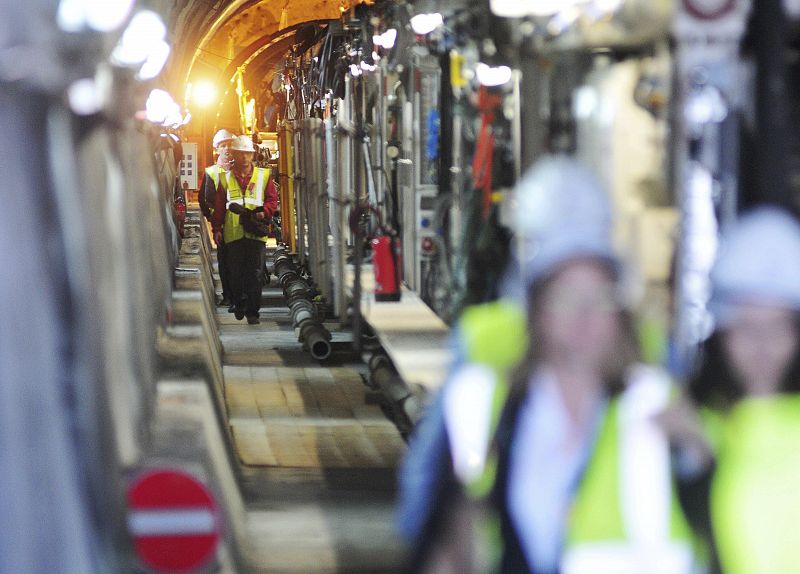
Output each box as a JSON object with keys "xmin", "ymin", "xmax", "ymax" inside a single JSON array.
[{"xmin": 278, "ymin": 121, "xmax": 296, "ymax": 253}]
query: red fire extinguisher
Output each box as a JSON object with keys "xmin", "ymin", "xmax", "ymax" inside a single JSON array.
[
  {"xmin": 372, "ymin": 233, "xmax": 402, "ymax": 302},
  {"xmin": 175, "ymin": 197, "xmax": 187, "ymax": 238}
]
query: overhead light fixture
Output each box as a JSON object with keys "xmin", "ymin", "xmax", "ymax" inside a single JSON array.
[
  {"xmin": 67, "ymin": 78, "xmax": 103, "ymax": 115},
  {"xmin": 593, "ymin": 0, "xmax": 624, "ymax": 13},
  {"xmin": 489, "ymin": 0, "xmax": 537, "ymax": 17},
  {"xmin": 57, "ymin": 0, "xmax": 134, "ymax": 32},
  {"xmin": 373, "ymin": 28, "xmax": 398, "ymax": 49},
  {"xmin": 191, "ymin": 80, "xmax": 217, "ymax": 108},
  {"xmin": 137, "ymin": 40, "xmax": 170, "ymax": 80},
  {"xmin": 476, "ymin": 63, "xmax": 513, "ymax": 87},
  {"xmin": 410, "ymin": 13, "xmax": 443, "ymax": 35},
  {"xmin": 145, "ymin": 89, "xmax": 180, "ymax": 125},
  {"xmin": 489, "ymin": 0, "xmax": 584, "ymax": 18},
  {"xmin": 111, "ymin": 10, "xmax": 170, "ymax": 80},
  {"xmin": 163, "ymin": 106, "xmax": 184, "ymax": 128},
  {"xmin": 111, "ymin": 10, "xmax": 166, "ymax": 65}
]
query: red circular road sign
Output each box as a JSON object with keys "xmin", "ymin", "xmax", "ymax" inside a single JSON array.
[{"xmin": 127, "ymin": 469, "xmax": 222, "ymax": 573}]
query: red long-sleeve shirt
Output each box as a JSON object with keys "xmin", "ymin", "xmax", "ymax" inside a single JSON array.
[{"xmin": 211, "ymin": 168, "xmax": 278, "ymax": 235}]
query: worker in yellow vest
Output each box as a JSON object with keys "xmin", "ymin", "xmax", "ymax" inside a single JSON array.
[
  {"xmin": 667, "ymin": 206, "xmax": 800, "ymax": 574},
  {"xmin": 202, "ymin": 129, "xmax": 235, "ymax": 308},
  {"xmin": 211, "ymin": 135, "xmax": 277, "ymax": 324},
  {"xmin": 403, "ymin": 156, "xmax": 701, "ymax": 574}
]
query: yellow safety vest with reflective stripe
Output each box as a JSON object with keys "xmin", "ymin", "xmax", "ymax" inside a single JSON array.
[
  {"xmin": 205, "ymin": 165, "xmax": 225, "ymax": 216},
  {"xmin": 222, "ymin": 167, "xmax": 270, "ymax": 244},
  {"xmin": 441, "ymin": 301, "xmax": 527, "ymax": 572},
  {"xmin": 710, "ymin": 396, "xmax": 800, "ymax": 574},
  {"xmin": 445, "ymin": 305, "xmax": 697, "ymax": 573},
  {"xmin": 563, "ymin": 367, "xmax": 695, "ymax": 573},
  {"xmin": 206, "ymin": 164, "xmax": 224, "ymax": 188}
]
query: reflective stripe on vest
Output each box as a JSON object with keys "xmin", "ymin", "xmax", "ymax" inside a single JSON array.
[
  {"xmin": 711, "ymin": 396, "xmax": 800, "ymax": 574},
  {"xmin": 443, "ymin": 363, "xmax": 696, "ymax": 573},
  {"xmin": 222, "ymin": 167, "xmax": 269, "ymax": 244},
  {"xmin": 444, "ymin": 301, "xmax": 527, "ymax": 495},
  {"xmin": 563, "ymin": 366, "xmax": 694, "ymax": 574},
  {"xmin": 444, "ymin": 365, "xmax": 507, "ymax": 490}
]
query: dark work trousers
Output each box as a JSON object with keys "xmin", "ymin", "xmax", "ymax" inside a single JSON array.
[
  {"xmin": 217, "ymin": 240, "xmax": 231, "ymax": 301},
  {"xmin": 227, "ymin": 237, "xmax": 266, "ymax": 317}
]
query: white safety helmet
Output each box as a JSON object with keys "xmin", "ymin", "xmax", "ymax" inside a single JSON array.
[
  {"xmin": 512, "ymin": 154, "xmax": 618, "ymax": 286},
  {"xmin": 212, "ymin": 129, "xmax": 235, "ymax": 148},
  {"xmin": 710, "ymin": 206, "xmax": 800, "ymax": 325},
  {"xmin": 230, "ymin": 134, "xmax": 256, "ymax": 153}
]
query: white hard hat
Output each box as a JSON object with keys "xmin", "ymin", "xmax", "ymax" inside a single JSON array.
[
  {"xmin": 513, "ymin": 154, "xmax": 618, "ymax": 285},
  {"xmin": 212, "ymin": 129, "xmax": 235, "ymax": 148},
  {"xmin": 230, "ymin": 134, "xmax": 256, "ymax": 153},
  {"xmin": 710, "ymin": 206, "xmax": 800, "ymax": 324}
]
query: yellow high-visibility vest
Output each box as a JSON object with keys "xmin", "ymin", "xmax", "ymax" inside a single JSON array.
[
  {"xmin": 204, "ymin": 165, "xmax": 226, "ymax": 216},
  {"xmin": 205, "ymin": 164, "xmax": 224, "ymax": 188},
  {"xmin": 443, "ymin": 304, "xmax": 698, "ymax": 572},
  {"xmin": 562, "ymin": 367, "xmax": 695, "ymax": 574},
  {"xmin": 222, "ymin": 167, "xmax": 271, "ymax": 244},
  {"xmin": 711, "ymin": 396, "xmax": 800, "ymax": 574}
]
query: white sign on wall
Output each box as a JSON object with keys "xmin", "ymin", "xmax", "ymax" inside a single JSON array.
[{"xmin": 180, "ymin": 142, "xmax": 198, "ymax": 190}]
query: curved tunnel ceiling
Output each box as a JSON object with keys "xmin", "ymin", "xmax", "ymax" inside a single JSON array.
[{"xmin": 164, "ymin": 0, "xmax": 373, "ymax": 111}]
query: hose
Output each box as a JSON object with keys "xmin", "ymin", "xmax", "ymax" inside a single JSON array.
[{"xmin": 272, "ymin": 248, "xmax": 333, "ymax": 361}]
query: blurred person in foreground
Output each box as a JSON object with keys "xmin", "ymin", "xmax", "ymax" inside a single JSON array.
[
  {"xmin": 400, "ymin": 155, "xmax": 702, "ymax": 574},
  {"xmin": 662, "ymin": 206, "xmax": 800, "ymax": 574}
]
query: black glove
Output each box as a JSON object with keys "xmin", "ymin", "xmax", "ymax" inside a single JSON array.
[
  {"xmin": 228, "ymin": 203, "xmax": 247, "ymax": 215},
  {"xmin": 241, "ymin": 214, "xmax": 269, "ymax": 237}
]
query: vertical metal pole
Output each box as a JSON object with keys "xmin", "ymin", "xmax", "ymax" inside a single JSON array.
[
  {"xmin": 512, "ymin": 70, "xmax": 523, "ymax": 182},
  {"xmin": 671, "ymin": 2, "xmax": 751, "ymax": 373},
  {"xmin": 326, "ymin": 101, "xmax": 344, "ymax": 319},
  {"xmin": 352, "ymin": 75, "xmax": 363, "ymax": 352},
  {"xmin": 338, "ymin": 78, "xmax": 352, "ymax": 325},
  {"xmin": 294, "ymin": 122, "xmax": 306, "ymax": 266},
  {"xmin": 375, "ymin": 64, "xmax": 385, "ymax": 209}
]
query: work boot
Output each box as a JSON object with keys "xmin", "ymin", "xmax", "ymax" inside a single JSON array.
[
  {"xmin": 235, "ymin": 307, "xmax": 245, "ymax": 321},
  {"xmin": 246, "ymin": 315, "xmax": 260, "ymax": 325},
  {"xmin": 219, "ymin": 296, "xmax": 231, "ymax": 307},
  {"xmin": 228, "ymin": 303, "xmax": 237, "ymax": 314}
]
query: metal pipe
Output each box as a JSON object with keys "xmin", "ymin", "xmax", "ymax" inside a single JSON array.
[
  {"xmin": 367, "ymin": 354, "xmax": 422, "ymax": 425},
  {"xmin": 279, "ymin": 271, "xmax": 302, "ymax": 291},
  {"xmin": 289, "ymin": 298, "xmax": 316, "ymax": 326},
  {"xmin": 284, "ymin": 278, "xmax": 310, "ymax": 304},
  {"xmin": 326, "ymin": 110, "xmax": 344, "ymax": 321},
  {"xmin": 273, "ymin": 248, "xmax": 331, "ymax": 360},
  {"xmin": 299, "ymin": 320, "xmax": 332, "ymax": 361},
  {"xmin": 274, "ymin": 256, "xmax": 296, "ymax": 284}
]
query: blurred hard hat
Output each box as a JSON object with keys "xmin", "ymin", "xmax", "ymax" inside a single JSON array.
[
  {"xmin": 710, "ymin": 206, "xmax": 800, "ymax": 323},
  {"xmin": 230, "ymin": 135, "xmax": 256, "ymax": 153},
  {"xmin": 513, "ymin": 154, "xmax": 617, "ymax": 285},
  {"xmin": 212, "ymin": 129, "xmax": 235, "ymax": 148}
]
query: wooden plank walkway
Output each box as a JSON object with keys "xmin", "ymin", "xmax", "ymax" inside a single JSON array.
[{"xmin": 214, "ymin": 273, "xmax": 408, "ymax": 573}]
